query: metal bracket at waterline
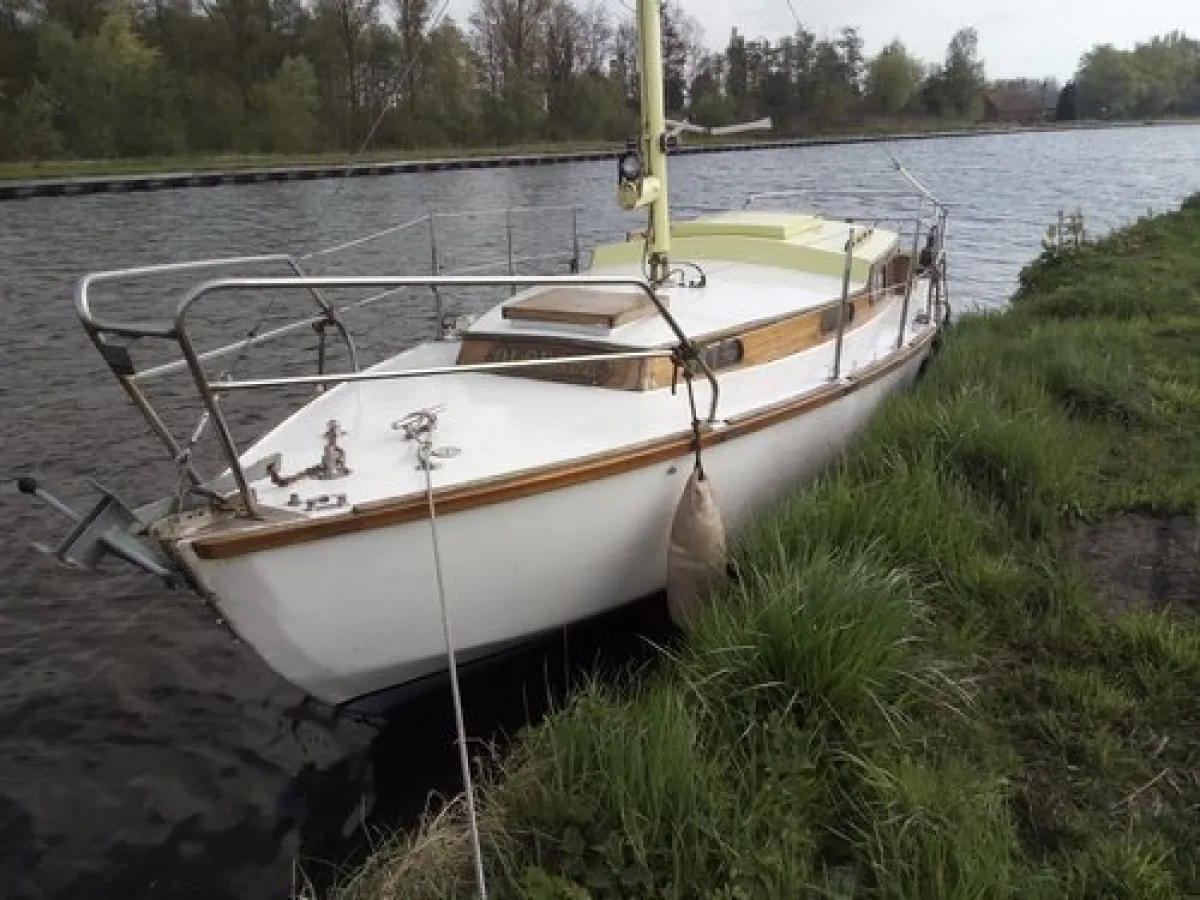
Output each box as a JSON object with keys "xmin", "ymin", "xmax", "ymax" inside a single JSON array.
[
  {"xmin": 16, "ymin": 477, "xmax": 180, "ymax": 587},
  {"xmin": 13, "ymin": 453, "xmax": 282, "ymax": 585}
]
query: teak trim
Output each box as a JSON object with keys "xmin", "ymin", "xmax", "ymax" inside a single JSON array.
[
  {"xmin": 190, "ymin": 325, "xmax": 935, "ymax": 562},
  {"xmin": 644, "ymin": 284, "xmax": 884, "ymax": 389},
  {"xmin": 459, "ymin": 281, "xmax": 893, "ymax": 392}
]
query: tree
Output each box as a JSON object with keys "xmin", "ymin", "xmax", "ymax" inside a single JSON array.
[
  {"xmin": 193, "ymin": 0, "xmax": 279, "ymax": 105},
  {"xmin": 394, "ymin": 0, "xmax": 430, "ymax": 117},
  {"xmin": 0, "ymin": 78, "xmax": 63, "ymax": 158},
  {"xmin": 469, "ymin": 0, "xmax": 552, "ymax": 81},
  {"xmin": 4, "ymin": 0, "xmax": 1190, "ymax": 162},
  {"xmin": 1075, "ymin": 32, "xmax": 1200, "ymax": 118},
  {"xmin": 1055, "ymin": 80, "xmax": 1077, "ymax": 120},
  {"xmin": 0, "ymin": 0, "xmax": 41, "ymax": 94},
  {"xmin": 865, "ymin": 38, "xmax": 923, "ymax": 114},
  {"xmin": 573, "ymin": 0, "xmax": 610, "ymax": 74},
  {"xmin": 38, "ymin": 3, "xmax": 183, "ymax": 157},
  {"xmin": 315, "ymin": 0, "xmax": 382, "ymax": 143},
  {"xmin": 836, "ymin": 26, "xmax": 864, "ymax": 94},
  {"xmin": 468, "ymin": 0, "xmax": 555, "ymax": 140},
  {"xmin": 419, "ymin": 20, "xmax": 482, "ymax": 144},
  {"xmin": 608, "ymin": 18, "xmax": 637, "ymax": 111},
  {"xmin": 37, "ymin": 0, "xmax": 109, "ymax": 35},
  {"xmin": 777, "ymin": 26, "xmax": 816, "ymax": 128},
  {"xmin": 939, "ymin": 26, "xmax": 985, "ymax": 116},
  {"xmin": 254, "ymin": 54, "xmax": 322, "ymax": 151},
  {"xmin": 543, "ymin": 0, "xmax": 579, "ymax": 135},
  {"xmin": 807, "ymin": 37, "xmax": 855, "ymax": 124},
  {"xmin": 1075, "ymin": 43, "xmax": 1139, "ymax": 118},
  {"xmin": 725, "ymin": 27, "xmax": 748, "ymax": 113},
  {"xmin": 659, "ymin": 0, "xmax": 700, "ymax": 114}
]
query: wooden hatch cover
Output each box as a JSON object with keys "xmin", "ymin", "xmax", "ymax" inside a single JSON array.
[{"xmin": 501, "ymin": 286, "xmax": 661, "ymax": 328}]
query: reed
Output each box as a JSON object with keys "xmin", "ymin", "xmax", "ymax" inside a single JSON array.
[{"xmin": 318, "ymin": 197, "xmax": 1200, "ymax": 898}]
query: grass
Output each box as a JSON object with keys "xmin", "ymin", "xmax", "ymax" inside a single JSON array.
[
  {"xmin": 314, "ymin": 195, "xmax": 1200, "ymax": 898},
  {"xmin": 4, "ymin": 117, "xmax": 1195, "ymax": 182}
]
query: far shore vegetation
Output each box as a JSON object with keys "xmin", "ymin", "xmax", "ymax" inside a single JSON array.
[
  {"xmin": 2, "ymin": 117, "xmax": 1198, "ymax": 184},
  {"xmin": 311, "ymin": 196, "xmax": 1200, "ymax": 898},
  {"xmin": 1, "ymin": 0, "xmax": 1197, "ymax": 176}
]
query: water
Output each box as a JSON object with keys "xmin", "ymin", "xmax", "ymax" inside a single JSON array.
[{"xmin": 1, "ymin": 125, "xmax": 1197, "ymax": 899}]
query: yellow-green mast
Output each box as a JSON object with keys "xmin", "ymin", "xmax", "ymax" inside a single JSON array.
[{"xmin": 617, "ymin": 0, "xmax": 672, "ymax": 283}]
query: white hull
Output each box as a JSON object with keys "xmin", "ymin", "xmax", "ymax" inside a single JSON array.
[
  {"xmin": 25, "ymin": 14, "xmax": 954, "ymax": 721},
  {"xmin": 174, "ymin": 333, "xmax": 932, "ymax": 707}
]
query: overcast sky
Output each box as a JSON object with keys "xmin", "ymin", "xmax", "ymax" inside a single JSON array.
[{"xmin": 443, "ymin": 0, "xmax": 1198, "ymax": 82}]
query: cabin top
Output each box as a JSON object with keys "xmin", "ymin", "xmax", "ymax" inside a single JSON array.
[
  {"xmin": 467, "ymin": 258, "xmax": 856, "ymax": 350},
  {"xmin": 590, "ymin": 210, "xmax": 899, "ymax": 281},
  {"xmin": 671, "ymin": 210, "xmax": 826, "ymax": 240},
  {"xmin": 454, "ymin": 211, "xmax": 905, "ymax": 391},
  {"xmin": 463, "ymin": 211, "xmax": 899, "ymax": 348}
]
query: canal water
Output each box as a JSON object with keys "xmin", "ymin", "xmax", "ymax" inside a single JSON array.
[{"xmin": 1, "ymin": 124, "xmax": 1197, "ymax": 899}]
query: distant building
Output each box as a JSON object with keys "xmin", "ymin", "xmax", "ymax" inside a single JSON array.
[{"xmin": 980, "ymin": 89, "xmax": 1052, "ymax": 124}]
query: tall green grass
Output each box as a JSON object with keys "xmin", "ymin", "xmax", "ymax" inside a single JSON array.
[{"xmin": 321, "ymin": 198, "xmax": 1200, "ymax": 899}]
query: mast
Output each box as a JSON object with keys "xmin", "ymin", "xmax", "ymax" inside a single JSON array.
[
  {"xmin": 639, "ymin": 0, "xmax": 671, "ymax": 281},
  {"xmin": 616, "ymin": 0, "xmax": 672, "ymax": 282}
]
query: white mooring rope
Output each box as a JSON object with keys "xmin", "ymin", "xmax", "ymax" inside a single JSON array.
[{"xmin": 402, "ymin": 408, "xmax": 489, "ymax": 898}]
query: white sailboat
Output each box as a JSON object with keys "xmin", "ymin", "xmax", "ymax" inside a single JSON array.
[{"xmin": 20, "ymin": 0, "xmax": 951, "ymax": 712}]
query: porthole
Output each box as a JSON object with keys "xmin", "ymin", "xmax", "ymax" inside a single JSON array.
[{"xmin": 701, "ymin": 337, "xmax": 744, "ymax": 370}]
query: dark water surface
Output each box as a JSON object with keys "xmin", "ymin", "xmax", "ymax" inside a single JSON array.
[{"xmin": 1, "ymin": 125, "xmax": 1198, "ymax": 899}]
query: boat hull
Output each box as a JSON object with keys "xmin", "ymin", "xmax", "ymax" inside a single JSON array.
[{"xmin": 173, "ymin": 337, "xmax": 933, "ymax": 708}]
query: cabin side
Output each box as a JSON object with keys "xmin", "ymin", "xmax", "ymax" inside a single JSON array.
[{"xmin": 455, "ymin": 211, "xmax": 910, "ymax": 391}]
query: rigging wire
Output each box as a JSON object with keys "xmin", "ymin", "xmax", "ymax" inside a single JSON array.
[
  {"xmin": 235, "ymin": 0, "xmax": 456, "ymax": 351},
  {"xmin": 783, "ymin": 0, "xmax": 803, "ymax": 33},
  {"xmin": 297, "ymin": 0, "xmax": 456, "ymax": 259},
  {"xmin": 424, "ymin": 468, "xmax": 489, "ymax": 900},
  {"xmin": 397, "ymin": 408, "xmax": 489, "ymax": 899},
  {"xmin": 175, "ymin": 0, "xmax": 456, "ymax": 483}
]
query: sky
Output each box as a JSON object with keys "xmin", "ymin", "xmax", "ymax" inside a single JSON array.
[{"xmin": 443, "ymin": 0, "xmax": 1199, "ymax": 83}]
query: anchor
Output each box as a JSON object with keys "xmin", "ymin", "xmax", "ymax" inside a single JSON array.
[
  {"xmin": 17, "ymin": 476, "xmax": 181, "ymax": 587},
  {"xmin": 15, "ymin": 455, "xmax": 282, "ymax": 588}
]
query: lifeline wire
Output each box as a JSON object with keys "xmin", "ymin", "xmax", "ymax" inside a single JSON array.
[
  {"xmin": 296, "ymin": 0, "xmax": 455, "ymax": 259},
  {"xmin": 176, "ymin": 0, "xmax": 457, "ymax": 474},
  {"xmin": 418, "ymin": 418, "xmax": 489, "ymax": 899}
]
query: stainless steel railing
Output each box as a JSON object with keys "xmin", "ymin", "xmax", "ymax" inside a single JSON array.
[
  {"xmin": 71, "ymin": 203, "xmax": 588, "ymax": 499},
  {"xmin": 760, "ymin": 183, "xmax": 950, "ymax": 336},
  {"xmin": 77, "ymin": 268, "xmax": 718, "ymax": 516},
  {"xmin": 74, "ymin": 209, "xmax": 590, "ymax": 377},
  {"xmin": 687, "ymin": 183, "xmax": 950, "ymax": 371},
  {"xmin": 70, "ymin": 194, "xmax": 945, "ymax": 518}
]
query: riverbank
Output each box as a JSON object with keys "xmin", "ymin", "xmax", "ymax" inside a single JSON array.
[
  {"xmin": 2, "ymin": 118, "xmax": 1192, "ymax": 201},
  {"xmin": 315, "ymin": 196, "xmax": 1200, "ymax": 898}
]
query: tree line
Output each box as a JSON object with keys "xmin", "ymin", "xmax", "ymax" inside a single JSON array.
[
  {"xmin": 1057, "ymin": 32, "xmax": 1200, "ymax": 120},
  {"xmin": 0, "ymin": 0, "xmax": 1196, "ymax": 162}
]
